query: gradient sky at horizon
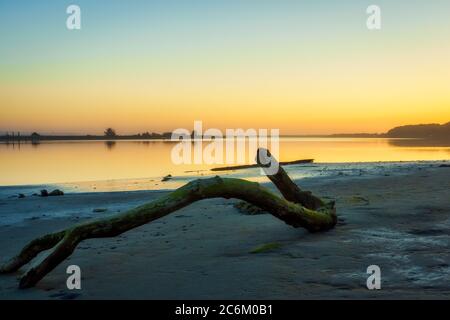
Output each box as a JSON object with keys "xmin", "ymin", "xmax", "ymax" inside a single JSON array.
[{"xmin": 1, "ymin": 0, "xmax": 449, "ymax": 135}]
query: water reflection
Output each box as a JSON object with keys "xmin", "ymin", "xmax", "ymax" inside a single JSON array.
[
  {"xmin": 104, "ymin": 141, "xmax": 116, "ymax": 150},
  {"xmin": 387, "ymin": 138, "xmax": 450, "ymax": 148},
  {"xmin": 0, "ymin": 138, "xmax": 449, "ymax": 186}
]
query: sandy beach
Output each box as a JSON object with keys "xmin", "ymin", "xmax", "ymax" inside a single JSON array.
[{"xmin": 0, "ymin": 161, "xmax": 449, "ymax": 299}]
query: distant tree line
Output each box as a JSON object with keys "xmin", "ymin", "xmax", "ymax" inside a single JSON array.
[
  {"xmin": 386, "ymin": 122, "xmax": 450, "ymax": 139},
  {"xmin": 1, "ymin": 122, "xmax": 449, "ymax": 141},
  {"xmin": 0, "ymin": 128, "xmax": 173, "ymax": 141}
]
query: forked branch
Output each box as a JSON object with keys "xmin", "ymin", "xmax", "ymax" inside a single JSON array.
[{"xmin": 0, "ymin": 149, "xmax": 336, "ymax": 288}]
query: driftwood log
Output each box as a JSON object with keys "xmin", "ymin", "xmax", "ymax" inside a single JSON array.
[
  {"xmin": 211, "ymin": 158, "xmax": 314, "ymax": 171},
  {"xmin": 0, "ymin": 149, "xmax": 336, "ymax": 288}
]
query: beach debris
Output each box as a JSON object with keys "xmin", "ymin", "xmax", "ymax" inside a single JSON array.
[
  {"xmin": 48, "ymin": 189, "xmax": 64, "ymax": 196},
  {"xmin": 39, "ymin": 189, "xmax": 64, "ymax": 197},
  {"xmin": 211, "ymin": 158, "xmax": 313, "ymax": 172},
  {"xmin": 161, "ymin": 174, "xmax": 172, "ymax": 182},
  {"xmin": 92, "ymin": 208, "xmax": 108, "ymax": 213},
  {"xmin": 347, "ymin": 195, "xmax": 370, "ymax": 205},
  {"xmin": 0, "ymin": 148, "xmax": 336, "ymax": 289},
  {"xmin": 250, "ymin": 242, "xmax": 282, "ymax": 254}
]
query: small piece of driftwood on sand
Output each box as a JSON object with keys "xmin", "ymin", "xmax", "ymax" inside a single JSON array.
[{"xmin": 211, "ymin": 158, "xmax": 314, "ymax": 171}]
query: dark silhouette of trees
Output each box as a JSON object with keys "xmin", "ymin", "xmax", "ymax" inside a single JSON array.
[
  {"xmin": 30, "ymin": 132, "xmax": 41, "ymax": 142},
  {"xmin": 387, "ymin": 122, "xmax": 450, "ymax": 139},
  {"xmin": 104, "ymin": 128, "xmax": 117, "ymax": 138}
]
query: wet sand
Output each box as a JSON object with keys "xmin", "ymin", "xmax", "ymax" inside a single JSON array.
[{"xmin": 0, "ymin": 163, "xmax": 449, "ymax": 299}]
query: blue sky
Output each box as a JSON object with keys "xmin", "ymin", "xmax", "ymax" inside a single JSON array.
[{"xmin": 1, "ymin": 1, "xmax": 449, "ymax": 134}]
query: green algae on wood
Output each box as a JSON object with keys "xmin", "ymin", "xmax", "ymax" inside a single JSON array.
[{"xmin": 0, "ymin": 148, "xmax": 337, "ymax": 289}]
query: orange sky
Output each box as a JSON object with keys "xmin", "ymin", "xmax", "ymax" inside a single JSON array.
[{"xmin": 1, "ymin": 1, "xmax": 449, "ymax": 135}]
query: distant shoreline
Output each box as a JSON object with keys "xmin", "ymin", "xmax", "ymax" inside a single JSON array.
[
  {"xmin": 0, "ymin": 134, "xmax": 386, "ymax": 142},
  {"xmin": 1, "ymin": 121, "xmax": 448, "ymax": 141},
  {"xmin": 0, "ymin": 135, "xmax": 448, "ymax": 142}
]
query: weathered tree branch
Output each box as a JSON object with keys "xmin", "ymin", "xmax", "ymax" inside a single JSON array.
[
  {"xmin": 256, "ymin": 148, "xmax": 327, "ymax": 210},
  {"xmin": 0, "ymin": 149, "xmax": 336, "ymax": 289}
]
